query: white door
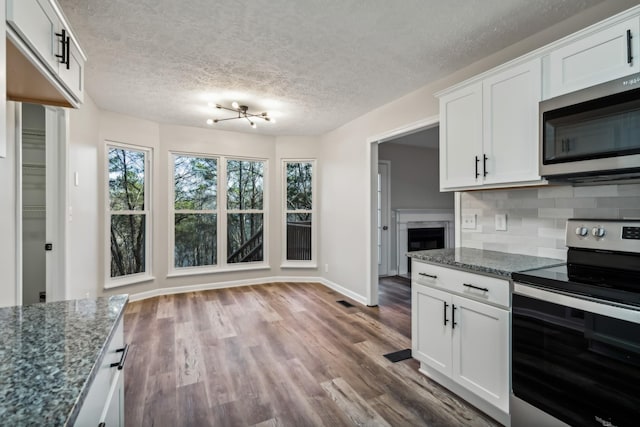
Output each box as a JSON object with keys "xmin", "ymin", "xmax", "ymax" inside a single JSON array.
[
  {"xmin": 451, "ymin": 295, "xmax": 509, "ymax": 412},
  {"xmin": 377, "ymin": 161, "xmax": 390, "ymax": 276},
  {"xmin": 412, "ymin": 284, "xmax": 453, "ymax": 377}
]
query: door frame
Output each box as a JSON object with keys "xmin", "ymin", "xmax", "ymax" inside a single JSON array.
[
  {"xmin": 366, "ymin": 115, "xmax": 457, "ymax": 306},
  {"xmin": 14, "ymin": 103, "xmax": 68, "ymax": 305},
  {"xmin": 377, "ymin": 160, "xmax": 391, "ymax": 276}
]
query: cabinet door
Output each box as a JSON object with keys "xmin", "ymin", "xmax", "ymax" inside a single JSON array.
[
  {"xmin": 439, "ymin": 82, "xmax": 483, "ymax": 190},
  {"xmin": 100, "ymin": 369, "xmax": 124, "ymax": 427},
  {"xmin": 6, "ymin": 0, "xmax": 60, "ymax": 73},
  {"xmin": 58, "ymin": 37, "xmax": 84, "ymax": 103},
  {"xmin": 549, "ymin": 17, "xmax": 640, "ymax": 98},
  {"xmin": 451, "ymin": 296, "xmax": 509, "ymax": 412},
  {"xmin": 412, "ymin": 284, "xmax": 452, "ymax": 377},
  {"xmin": 483, "ymin": 58, "xmax": 542, "ymax": 185}
]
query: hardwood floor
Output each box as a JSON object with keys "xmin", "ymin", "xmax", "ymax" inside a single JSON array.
[{"xmin": 123, "ymin": 280, "xmax": 499, "ymax": 426}]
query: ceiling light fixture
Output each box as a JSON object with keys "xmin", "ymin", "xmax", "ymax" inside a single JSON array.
[{"xmin": 207, "ymin": 103, "xmax": 275, "ymax": 129}]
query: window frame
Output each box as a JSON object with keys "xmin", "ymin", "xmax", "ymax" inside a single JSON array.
[
  {"xmin": 169, "ymin": 152, "xmax": 220, "ymax": 275},
  {"xmin": 281, "ymin": 159, "xmax": 317, "ymax": 268},
  {"xmin": 167, "ymin": 153, "xmax": 269, "ymax": 277},
  {"xmin": 105, "ymin": 141, "xmax": 153, "ymax": 288}
]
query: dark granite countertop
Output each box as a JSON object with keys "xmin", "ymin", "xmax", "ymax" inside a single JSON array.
[
  {"xmin": 0, "ymin": 295, "xmax": 128, "ymax": 426},
  {"xmin": 407, "ymin": 248, "xmax": 564, "ymax": 278}
]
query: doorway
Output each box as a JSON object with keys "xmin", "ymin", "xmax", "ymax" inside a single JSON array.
[
  {"xmin": 368, "ymin": 116, "xmax": 459, "ymax": 307},
  {"xmin": 17, "ymin": 103, "xmax": 66, "ymax": 305}
]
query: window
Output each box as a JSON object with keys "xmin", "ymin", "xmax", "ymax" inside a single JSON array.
[
  {"xmin": 172, "ymin": 155, "xmax": 218, "ymax": 269},
  {"xmin": 226, "ymin": 159, "xmax": 265, "ymax": 264},
  {"xmin": 107, "ymin": 144, "xmax": 151, "ymax": 284},
  {"xmin": 284, "ymin": 160, "xmax": 314, "ymax": 264}
]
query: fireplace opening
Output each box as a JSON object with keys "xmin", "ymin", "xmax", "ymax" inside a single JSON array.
[{"xmin": 407, "ymin": 227, "xmax": 445, "ymax": 273}]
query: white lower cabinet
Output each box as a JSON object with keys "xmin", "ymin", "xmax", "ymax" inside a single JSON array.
[
  {"xmin": 412, "ymin": 262, "xmax": 510, "ymax": 423},
  {"xmin": 74, "ymin": 317, "xmax": 126, "ymax": 427}
]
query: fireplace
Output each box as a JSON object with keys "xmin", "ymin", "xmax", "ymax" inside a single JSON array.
[
  {"xmin": 395, "ymin": 209, "xmax": 454, "ymax": 276},
  {"xmin": 407, "ymin": 227, "xmax": 445, "ymax": 273}
]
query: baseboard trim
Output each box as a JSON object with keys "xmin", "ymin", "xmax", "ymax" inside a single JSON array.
[
  {"xmin": 318, "ymin": 278, "xmax": 368, "ymax": 306},
  {"xmin": 128, "ymin": 276, "xmax": 368, "ymax": 306}
]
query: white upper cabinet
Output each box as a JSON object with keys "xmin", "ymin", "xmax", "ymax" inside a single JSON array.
[
  {"xmin": 438, "ymin": 58, "xmax": 543, "ymax": 191},
  {"xmin": 548, "ymin": 17, "xmax": 640, "ymax": 99},
  {"xmin": 6, "ymin": 0, "xmax": 85, "ymax": 106},
  {"xmin": 439, "ymin": 82, "xmax": 483, "ymax": 189},
  {"xmin": 483, "ymin": 59, "xmax": 542, "ymax": 185}
]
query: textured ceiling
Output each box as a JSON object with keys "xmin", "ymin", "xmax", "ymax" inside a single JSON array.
[{"xmin": 58, "ymin": 0, "xmax": 605, "ymax": 136}]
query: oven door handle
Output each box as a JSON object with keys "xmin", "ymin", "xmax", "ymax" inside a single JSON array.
[{"xmin": 513, "ymin": 283, "xmax": 640, "ymax": 324}]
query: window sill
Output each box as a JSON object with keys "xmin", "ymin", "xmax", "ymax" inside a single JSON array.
[
  {"xmin": 167, "ymin": 264, "xmax": 271, "ymax": 278},
  {"xmin": 104, "ymin": 275, "xmax": 155, "ymax": 289},
  {"xmin": 280, "ymin": 262, "xmax": 318, "ymax": 269}
]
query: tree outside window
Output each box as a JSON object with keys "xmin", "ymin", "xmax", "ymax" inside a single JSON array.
[
  {"xmin": 108, "ymin": 146, "xmax": 149, "ymax": 278},
  {"xmin": 227, "ymin": 159, "xmax": 264, "ymax": 264},
  {"xmin": 173, "ymin": 155, "xmax": 218, "ymax": 268},
  {"xmin": 285, "ymin": 161, "xmax": 313, "ymax": 261}
]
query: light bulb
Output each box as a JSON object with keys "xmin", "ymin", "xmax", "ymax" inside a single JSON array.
[
  {"xmin": 206, "ymin": 119, "xmax": 213, "ymax": 125},
  {"xmin": 231, "ymin": 101, "xmax": 239, "ymax": 109}
]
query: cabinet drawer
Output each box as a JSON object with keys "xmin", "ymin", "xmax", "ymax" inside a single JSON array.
[{"xmin": 412, "ymin": 260, "xmax": 510, "ymax": 308}]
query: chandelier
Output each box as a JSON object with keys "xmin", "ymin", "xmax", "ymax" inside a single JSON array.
[{"xmin": 206, "ymin": 102, "xmax": 275, "ymax": 128}]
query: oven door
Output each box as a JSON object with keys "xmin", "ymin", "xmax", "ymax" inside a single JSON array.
[{"xmin": 512, "ymin": 283, "xmax": 640, "ymax": 427}]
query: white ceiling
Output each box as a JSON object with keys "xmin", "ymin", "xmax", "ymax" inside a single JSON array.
[{"xmin": 58, "ymin": 0, "xmax": 605, "ymax": 136}]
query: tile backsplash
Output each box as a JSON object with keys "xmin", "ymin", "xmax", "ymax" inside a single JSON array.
[{"xmin": 460, "ymin": 183, "xmax": 640, "ymax": 260}]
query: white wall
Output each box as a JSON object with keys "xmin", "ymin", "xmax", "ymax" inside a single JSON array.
[
  {"xmin": 66, "ymin": 94, "xmax": 101, "ymax": 298},
  {"xmin": 94, "ymin": 114, "xmax": 321, "ymax": 298},
  {"xmin": 318, "ymin": 0, "xmax": 638, "ymax": 302},
  {"xmin": 0, "ymin": 103, "xmax": 18, "ymax": 307}
]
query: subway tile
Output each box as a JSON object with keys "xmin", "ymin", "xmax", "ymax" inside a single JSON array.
[
  {"xmin": 574, "ymin": 208, "xmax": 619, "ymax": 218},
  {"xmin": 499, "ymin": 198, "xmax": 555, "ymax": 209},
  {"xmin": 538, "ymin": 227, "xmax": 564, "ymax": 239},
  {"xmin": 596, "ymin": 197, "xmax": 640, "ymax": 208},
  {"xmin": 507, "ymin": 189, "xmax": 540, "ymax": 199},
  {"xmin": 538, "ymin": 185, "xmax": 574, "ymax": 199},
  {"xmin": 482, "ymin": 190, "xmax": 509, "ymax": 200},
  {"xmin": 538, "ymin": 208, "xmax": 574, "ymax": 219},
  {"xmin": 617, "ymin": 184, "xmax": 640, "ymax": 196},
  {"xmin": 554, "ymin": 198, "xmax": 597, "ymax": 208},
  {"xmin": 483, "ymin": 242, "xmax": 509, "ymax": 252},
  {"xmin": 573, "ymin": 184, "xmax": 618, "ymax": 198},
  {"xmin": 620, "ymin": 209, "xmax": 640, "ymax": 219}
]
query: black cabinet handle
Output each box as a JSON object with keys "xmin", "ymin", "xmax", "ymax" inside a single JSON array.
[
  {"xmin": 443, "ymin": 301, "xmax": 449, "ymax": 325},
  {"xmin": 475, "ymin": 156, "xmax": 480, "ymax": 179},
  {"xmin": 483, "ymin": 154, "xmax": 488, "ymax": 177},
  {"xmin": 452, "ymin": 304, "xmax": 457, "ymax": 329},
  {"xmin": 418, "ymin": 272, "xmax": 437, "ymax": 279},
  {"xmin": 463, "ymin": 283, "xmax": 489, "ymax": 292},
  {"xmin": 98, "ymin": 423, "xmax": 106, "ymax": 427},
  {"xmin": 55, "ymin": 29, "xmax": 70, "ymax": 69},
  {"xmin": 628, "ymin": 29, "xmax": 633, "ymax": 65},
  {"xmin": 110, "ymin": 344, "xmax": 129, "ymax": 370}
]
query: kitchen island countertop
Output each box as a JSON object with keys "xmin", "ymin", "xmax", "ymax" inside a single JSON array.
[
  {"xmin": 407, "ymin": 247, "xmax": 564, "ymax": 278},
  {"xmin": 0, "ymin": 295, "xmax": 128, "ymax": 426}
]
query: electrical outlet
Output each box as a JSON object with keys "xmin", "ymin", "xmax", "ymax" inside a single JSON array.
[
  {"xmin": 495, "ymin": 214, "xmax": 507, "ymax": 231},
  {"xmin": 462, "ymin": 214, "xmax": 477, "ymax": 229}
]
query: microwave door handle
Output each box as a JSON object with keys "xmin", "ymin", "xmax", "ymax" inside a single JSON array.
[{"xmin": 628, "ymin": 29, "xmax": 633, "ymax": 65}]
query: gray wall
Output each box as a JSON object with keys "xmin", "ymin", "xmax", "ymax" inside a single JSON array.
[
  {"xmin": 378, "ymin": 141, "xmax": 454, "ymax": 274},
  {"xmin": 460, "ymin": 183, "xmax": 640, "ymax": 260}
]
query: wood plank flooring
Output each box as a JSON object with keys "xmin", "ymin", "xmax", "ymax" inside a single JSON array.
[{"xmin": 123, "ymin": 278, "xmax": 499, "ymax": 426}]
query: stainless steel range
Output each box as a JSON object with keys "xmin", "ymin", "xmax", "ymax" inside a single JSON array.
[{"xmin": 511, "ymin": 219, "xmax": 640, "ymax": 427}]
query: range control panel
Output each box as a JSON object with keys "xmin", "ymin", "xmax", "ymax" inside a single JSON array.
[
  {"xmin": 622, "ymin": 226, "xmax": 640, "ymax": 240},
  {"xmin": 566, "ymin": 219, "xmax": 640, "ymax": 253}
]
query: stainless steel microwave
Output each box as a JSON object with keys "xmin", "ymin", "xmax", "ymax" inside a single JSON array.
[{"xmin": 540, "ymin": 73, "xmax": 640, "ymax": 183}]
